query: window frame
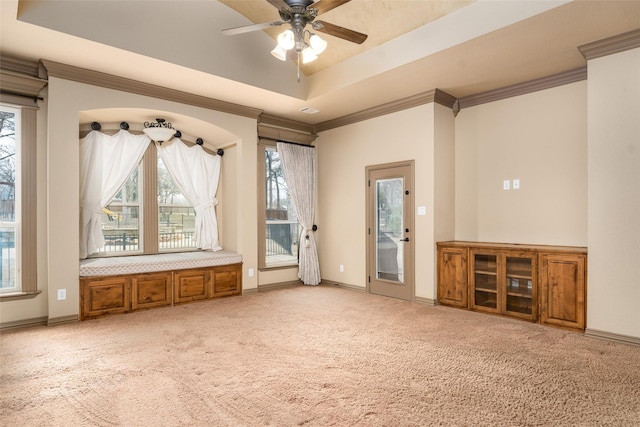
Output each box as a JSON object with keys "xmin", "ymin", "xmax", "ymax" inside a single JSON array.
[
  {"xmin": 88, "ymin": 136, "xmax": 202, "ymax": 257},
  {"xmin": 0, "ymin": 103, "xmax": 38, "ymax": 298},
  {"xmin": 258, "ymin": 140, "xmax": 300, "ymax": 270}
]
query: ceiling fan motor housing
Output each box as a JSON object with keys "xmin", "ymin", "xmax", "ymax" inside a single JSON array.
[{"xmin": 284, "ymin": 0, "xmax": 315, "ymax": 7}]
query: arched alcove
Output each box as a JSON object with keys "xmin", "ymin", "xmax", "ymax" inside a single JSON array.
[{"xmin": 79, "ymin": 107, "xmax": 240, "ymax": 149}]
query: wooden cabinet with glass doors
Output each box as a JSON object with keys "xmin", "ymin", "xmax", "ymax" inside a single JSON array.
[
  {"xmin": 437, "ymin": 242, "xmax": 586, "ymax": 331},
  {"xmin": 470, "ymin": 249, "xmax": 537, "ymax": 321}
]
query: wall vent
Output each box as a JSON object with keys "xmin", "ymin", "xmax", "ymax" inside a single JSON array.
[{"xmin": 299, "ymin": 107, "xmax": 320, "ymax": 114}]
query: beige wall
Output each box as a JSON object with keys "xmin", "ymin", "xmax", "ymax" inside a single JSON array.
[
  {"xmin": 0, "ymin": 77, "xmax": 259, "ymax": 325},
  {"xmin": 317, "ymin": 103, "xmax": 453, "ymax": 301},
  {"xmin": 454, "ymin": 81, "xmax": 588, "ymax": 246},
  {"xmin": 586, "ymin": 47, "xmax": 640, "ymax": 339}
]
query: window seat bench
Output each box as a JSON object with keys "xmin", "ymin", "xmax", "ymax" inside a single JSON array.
[{"xmin": 79, "ymin": 251, "xmax": 243, "ymax": 320}]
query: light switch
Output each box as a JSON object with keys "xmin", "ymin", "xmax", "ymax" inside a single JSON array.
[
  {"xmin": 417, "ymin": 206, "xmax": 426, "ymax": 216},
  {"xmin": 503, "ymin": 180, "xmax": 510, "ymax": 190}
]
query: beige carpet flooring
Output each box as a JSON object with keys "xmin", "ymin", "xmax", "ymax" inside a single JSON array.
[{"xmin": 1, "ymin": 285, "xmax": 639, "ymax": 426}]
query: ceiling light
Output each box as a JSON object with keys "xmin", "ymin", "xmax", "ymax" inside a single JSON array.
[
  {"xmin": 277, "ymin": 29, "xmax": 295, "ymax": 50},
  {"xmin": 301, "ymin": 47, "xmax": 318, "ymax": 64},
  {"xmin": 143, "ymin": 118, "xmax": 178, "ymax": 143},
  {"xmin": 271, "ymin": 45, "xmax": 288, "ymax": 61},
  {"xmin": 273, "ymin": 28, "xmax": 327, "ymax": 66},
  {"xmin": 309, "ymin": 34, "xmax": 327, "ymax": 55}
]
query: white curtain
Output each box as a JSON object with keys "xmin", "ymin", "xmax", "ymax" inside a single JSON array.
[
  {"xmin": 157, "ymin": 139, "xmax": 222, "ymax": 251},
  {"xmin": 79, "ymin": 129, "xmax": 151, "ymax": 259},
  {"xmin": 276, "ymin": 141, "xmax": 321, "ymax": 285}
]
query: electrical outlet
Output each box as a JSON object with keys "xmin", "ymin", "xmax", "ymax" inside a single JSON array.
[
  {"xmin": 340, "ymin": 264, "xmax": 344, "ymax": 273},
  {"xmin": 57, "ymin": 289, "xmax": 66, "ymax": 301},
  {"xmin": 248, "ymin": 268, "xmax": 254, "ymax": 277},
  {"xmin": 513, "ymin": 179, "xmax": 520, "ymax": 190}
]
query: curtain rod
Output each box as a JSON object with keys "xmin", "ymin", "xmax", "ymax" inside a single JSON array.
[
  {"xmin": 259, "ymin": 137, "xmax": 315, "ymax": 148},
  {"xmin": 83, "ymin": 122, "xmax": 223, "ymax": 156}
]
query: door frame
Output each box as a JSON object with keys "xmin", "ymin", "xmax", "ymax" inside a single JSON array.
[{"xmin": 365, "ymin": 160, "xmax": 415, "ymax": 301}]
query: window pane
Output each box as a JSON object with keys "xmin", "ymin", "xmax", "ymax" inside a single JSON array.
[
  {"xmin": 98, "ymin": 165, "xmax": 141, "ymax": 254},
  {"xmin": 376, "ymin": 177, "xmax": 404, "ymax": 283},
  {"xmin": 0, "ymin": 107, "xmax": 18, "ymax": 291},
  {"xmin": 157, "ymin": 156, "xmax": 196, "ymax": 251},
  {"xmin": 0, "ymin": 226, "xmax": 16, "ymax": 290},
  {"xmin": 265, "ymin": 147, "xmax": 299, "ymax": 266}
]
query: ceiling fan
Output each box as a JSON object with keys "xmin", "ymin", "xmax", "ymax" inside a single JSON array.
[{"xmin": 222, "ymin": 0, "xmax": 368, "ymax": 64}]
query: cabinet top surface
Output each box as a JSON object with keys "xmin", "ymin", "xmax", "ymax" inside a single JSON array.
[{"xmin": 437, "ymin": 241, "xmax": 587, "ymax": 254}]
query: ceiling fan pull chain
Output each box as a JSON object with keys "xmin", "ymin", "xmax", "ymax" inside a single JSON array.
[{"xmin": 297, "ymin": 52, "xmax": 301, "ymax": 83}]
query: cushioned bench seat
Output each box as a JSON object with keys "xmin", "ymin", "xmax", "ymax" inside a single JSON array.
[{"xmin": 80, "ymin": 250, "xmax": 243, "ymax": 277}]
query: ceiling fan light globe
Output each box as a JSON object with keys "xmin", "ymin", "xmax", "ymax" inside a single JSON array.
[
  {"xmin": 309, "ymin": 34, "xmax": 327, "ymax": 55},
  {"xmin": 271, "ymin": 45, "xmax": 288, "ymax": 61},
  {"xmin": 301, "ymin": 47, "xmax": 318, "ymax": 64},
  {"xmin": 277, "ymin": 29, "xmax": 295, "ymax": 50}
]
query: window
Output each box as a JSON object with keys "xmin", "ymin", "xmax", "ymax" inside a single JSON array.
[
  {"xmin": 0, "ymin": 106, "xmax": 20, "ymax": 293},
  {"xmin": 0, "ymin": 103, "xmax": 36, "ymax": 296},
  {"xmin": 92, "ymin": 142, "xmax": 196, "ymax": 256},
  {"xmin": 157, "ymin": 155, "xmax": 196, "ymax": 251},
  {"xmin": 258, "ymin": 142, "xmax": 300, "ymax": 268},
  {"xmin": 98, "ymin": 164, "xmax": 142, "ymax": 254}
]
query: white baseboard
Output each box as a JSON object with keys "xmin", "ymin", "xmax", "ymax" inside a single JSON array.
[{"xmin": 585, "ymin": 328, "xmax": 640, "ymax": 346}]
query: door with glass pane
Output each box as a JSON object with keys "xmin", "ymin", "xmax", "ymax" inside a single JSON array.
[{"xmin": 366, "ymin": 162, "xmax": 414, "ymax": 300}]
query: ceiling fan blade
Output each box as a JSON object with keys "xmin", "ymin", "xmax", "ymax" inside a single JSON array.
[
  {"xmin": 266, "ymin": 0, "xmax": 291, "ymax": 10},
  {"xmin": 314, "ymin": 20, "xmax": 367, "ymax": 44},
  {"xmin": 222, "ymin": 20, "xmax": 284, "ymax": 36},
  {"xmin": 313, "ymin": 0, "xmax": 352, "ymax": 15}
]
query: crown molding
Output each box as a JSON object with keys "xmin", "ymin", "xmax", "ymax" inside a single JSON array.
[
  {"xmin": 458, "ymin": 67, "xmax": 587, "ymax": 110},
  {"xmin": 314, "ymin": 89, "xmax": 455, "ymax": 133},
  {"xmin": 0, "ymin": 54, "xmax": 40, "ymax": 77},
  {"xmin": 0, "ymin": 69, "xmax": 48, "ymax": 97},
  {"xmin": 39, "ymin": 59, "xmax": 263, "ymax": 120},
  {"xmin": 257, "ymin": 124, "xmax": 317, "ymax": 145},
  {"xmin": 578, "ymin": 28, "xmax": 640, "ymax": 60},
  {"xmin": 259, "ymin": 113, "xmax": 315, "ymax": 134}
]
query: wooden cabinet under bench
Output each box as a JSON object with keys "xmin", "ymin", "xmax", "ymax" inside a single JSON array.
[
  {"xmin": 79, "ymin": 251, "xmax": 243, "ymax": 320},
  {"xmin": 437, "ymin": 241, "xmax": 587, "ymax": 331}
]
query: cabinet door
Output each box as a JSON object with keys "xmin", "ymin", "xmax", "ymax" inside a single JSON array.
[
  {"xmin": 540, "ymin": 253, "xmax": 586, "ymax": 330},
  {"xmin": 81, "ymin": 276, "xmax": 131, "ymax": 320},
  {"xmin": 503, "ymin": 253, "xmax": 536, "ymax": 321},
  {"xmin": 211, "ymin": 264, "xmax": 242, "ymax": 297},
  {"xmin": 132, "ymin": 272, "xmax": 172, "ymax": 310},
  {"xmin": 174, "ymin": 269, "xmax": 210, "ymax": 304},
  {"xmin": 437, "ymin": 246, "xmax": 468, "ymax": 308},
  {"xmin": 470, "ymin": 250, "xmax": 500, "ymax": 313}
]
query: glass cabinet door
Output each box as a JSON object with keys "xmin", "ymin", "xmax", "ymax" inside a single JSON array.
[
  {"xmin": 504, "ymin": 255, "xmax": 535, "ymax": 319},
  {"xmin": 472, "ymin": 252, "xmax": 499, "ymax": 312}
]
